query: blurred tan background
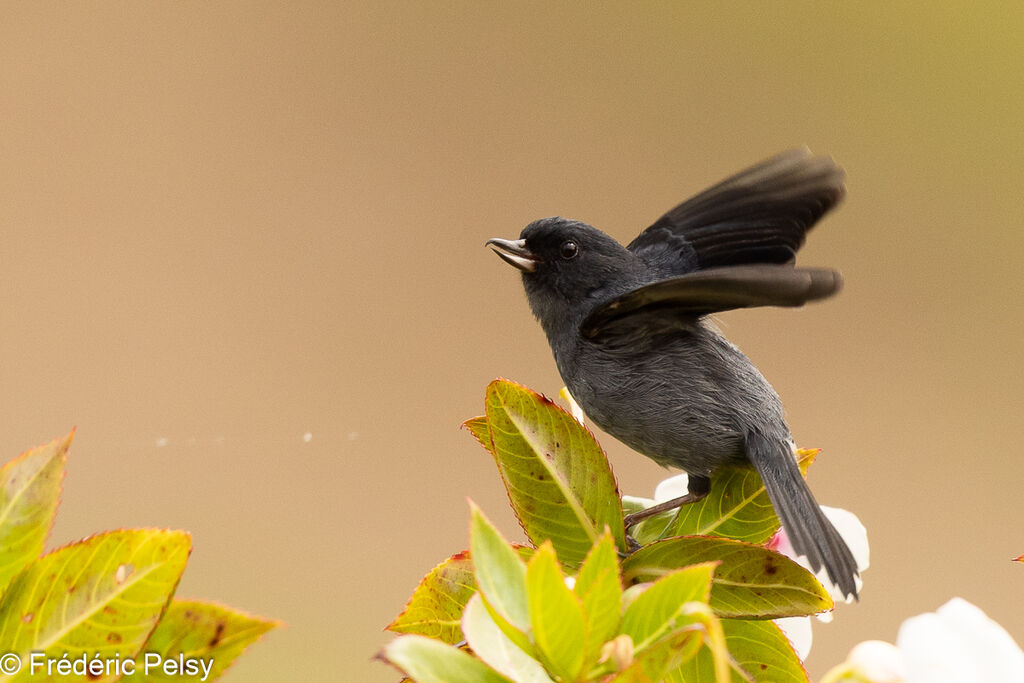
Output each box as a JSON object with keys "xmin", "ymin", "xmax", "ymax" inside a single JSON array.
[{"xmin": 2, "ymin": 3, "xmax": 1021, "ymax": 681}]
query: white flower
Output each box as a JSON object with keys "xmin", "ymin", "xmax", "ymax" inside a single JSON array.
[
  {"xmin": 841, "ymin": 640, "xmax": 906, "ymax": 682},
  {"xmin": 653, "ymin": 472, "xmax": 689, "ymax": 501},
  {"xmin": 823, "ymin": 598, "xmax": 1024, "ymax": 683},
  {"xmin": 559, "ymin": 386, "xmax": 585, "ymax": 424},
  {"xmin": 898, "ymin": 598, "xmax": 1024, "ymax": 682},
  {"xmin": 775, "ymin": 615, "xmax": 814, "ymax": 661}
]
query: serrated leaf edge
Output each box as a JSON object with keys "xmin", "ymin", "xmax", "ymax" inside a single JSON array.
[
  {"xmin": 0, "ymin": 527, "xmax": 192, "ymax": 658},
  {"xmin": 485, "ymin": 378, "xmax": 625, "ymax": 548},
  {"xmin": 138, "ymin": 598, "xmax": 281, "ymax": 682},
  {"xmin": 622, "ymin": 535, "xmax": 832, "ymax": 619},
  {"xmin": 0, "ymin": 430, "xmax": 73, "ymax": 594},
  {"xmin": 385, "ymin": 550, "xmax": 473, "ymax": 634}
]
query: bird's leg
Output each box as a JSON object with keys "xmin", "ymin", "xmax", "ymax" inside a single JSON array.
[{"xmin": 623, "ymin": 475, "xmax": 711, "ymax": 529}]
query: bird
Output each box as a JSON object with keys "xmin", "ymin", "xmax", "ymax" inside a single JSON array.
[{"xmin": 486, "ymin": 148, "xmax": 859, "ymax": 600}]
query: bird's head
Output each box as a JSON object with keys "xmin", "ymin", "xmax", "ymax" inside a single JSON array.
[{"xmin": 487, "ymin": 217, "xmax": 640, "ymax": 334}]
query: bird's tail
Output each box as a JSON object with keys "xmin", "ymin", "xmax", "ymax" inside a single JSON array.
[{"xmin": 745, "ymin": 430, "xmax": 859, "ymax": 600}]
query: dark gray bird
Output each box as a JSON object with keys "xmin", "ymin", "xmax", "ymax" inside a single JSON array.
[{"xmin": 486, "ymin": 148, "xmax": 859, "ymax": 599}]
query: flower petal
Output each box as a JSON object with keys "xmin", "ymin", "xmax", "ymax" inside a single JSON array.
[
  {"xmin": 774, "ymin": 616, "xmax": 813, "ymax": 661},
  {"xmin": 653, "ymin": 473, "xmax": 690, "ymax": 502},
  {"xmin": 898, "ymin": 598, "xmax": 1024, "ymax": 682},
  {"xmin": 846, "ymin": 640, "xmax": 906, "ymax": 682}
]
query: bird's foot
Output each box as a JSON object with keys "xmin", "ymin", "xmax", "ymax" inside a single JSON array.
[{"xmin": 622, "ymin": 476, "xmax": 712, "ymax": 530}]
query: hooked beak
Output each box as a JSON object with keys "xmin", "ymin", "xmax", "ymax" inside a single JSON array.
[{"xmin": 486, "ymin": 238, "xmax": 539, "ymax": 273}]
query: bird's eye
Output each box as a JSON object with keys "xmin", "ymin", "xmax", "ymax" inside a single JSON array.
[{"xmin": 560, "ymin": 240, "xmax": 579, "ymax": 260}]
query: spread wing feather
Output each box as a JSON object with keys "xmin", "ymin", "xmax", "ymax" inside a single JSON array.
[
  {"xmin": 581, "ymin": 265, "xmax": 841, "ymax": 339},
  {"xmin": 628, "ymin": 148, "xmax": 845, "ymax": 275}
]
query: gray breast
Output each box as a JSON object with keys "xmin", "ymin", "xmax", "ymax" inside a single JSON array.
[{"xmin": 563, "ymin": 321, "xmax": 788, "ymax": 475}]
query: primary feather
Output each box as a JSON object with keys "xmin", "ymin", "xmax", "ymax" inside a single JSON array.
[{"xmin": 628, "ymin": 147, "xmax": 845, "ymax": 276}]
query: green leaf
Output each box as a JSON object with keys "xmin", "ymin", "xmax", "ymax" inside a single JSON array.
[
  {"xmin": 380, "ymin": 634, "xmax": 511, "ymax": 683},
  {"xmin": 668, "ymin": 619, "xmax": 808, "ymax": 682},
  {"xmin": 387, "ymin": 545, "xmax": 535, "ymax": 645},
  {"xmin": 462, "ymin": 594, "xmax": 553, "ymax": 683},
  {"xmin": 526, "ymin": 542, "xmax": 586, "ymax": 681},
  {"xmin": 620, "ymin": 562, "xmax": 716, "ymax": 651},
  {"xmin": 0, "ymin": 528, "xmax": 191, "ymax": 683},
  {"xmin": 621, "ymin": 537, "xmax": 832, "ymax": 619},
  {"xmin": 469, "ymin": 503, "xmax": 530, "ymax": 637},
  {"xmin": 0, "ymin": 431, "xmax": 71, "ymax": 595},
  {"xmin": 464, "ymin": 416, "xmax": 492, "ymax": 452},
  {"xmin": 122, "ymin": 600, "xmax": 279, "ymax": 682},
  {"xmin": 574, "ymin": 531, "xmax": 622, "ymax": 668},
  {"xmin": 574, "ymin": 530, "xmax": 620, "ymax": 598},
  {"xmin": 388, "ymin": 551, "xmax": 476, "ymax": 643},
  {"xmin": 722, "ymin": 620, "xmax": 808, "ymax": 682},
  {"xmin": 662, "ymin": 450, "xmax": 818, "ymax": 544},
  {"xmin": 479, "ymin": 379, "xmax": 626, "ymax": 565}
]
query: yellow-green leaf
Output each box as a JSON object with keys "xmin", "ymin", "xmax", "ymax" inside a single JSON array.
[
  {"xmin": 620, "ymin": 562, "xmax": 716, "ymax": 651},
  {"xmin": 606, "ymin": 631, "xmax": 703, "ymax": 683},
  {"xmin": 480, "ymin": 379, "xmax": 626, "ymax": 565},
  {"xmin": 469, "ymin": 503, "xmax": 529, "ymax": 636},
  {"xmin": 574, "ymin": 531, "xmax": 622, "ymax": 668},
  {"xmin": 526, "ymin": 542, "xmax": 585, "ymax": 681},
  {"xmin": 0, "ymin": 528, "xmax": 191, "ymax": 683},
  {"xmin": 463, "ymin": 416, "xmax": 491, "ymax": 452},
  {"xmin": 123, "ymin": 600, "xmax": 279, "ymax": 682},
  {"xmin": 661, "ymin": 450, "xmax": 818, "ymax": 544},
  {"xmin": 387, "ymin": 551, "xmax": 476, "ymax": 643},
  {"xmin": 669, "ymin": 619, "xmax": 809, "ymax": 682},
  {"xmin": 0, "ymin": 432, "xmax": 71, "ymax": 595},
  {"xmin": 621, "ymin": 537, "xmax": 832, "ymax": 619}
]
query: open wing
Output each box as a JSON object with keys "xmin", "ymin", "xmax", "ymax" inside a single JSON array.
[
  {"xmin": 581, "ymin": 265, "xmax": 842, "ymax": 339},
  {"xmin": 628, "ymin": 148, "xmax": 845, "ymax": 276}
]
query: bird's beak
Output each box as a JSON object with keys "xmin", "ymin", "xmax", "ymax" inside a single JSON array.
[{"xmin": 485, "ymin": 238, "xmax": 539, "ymax": 273}]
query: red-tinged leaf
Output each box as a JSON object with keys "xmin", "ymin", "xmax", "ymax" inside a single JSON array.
[
  {"xmin": 387, "ymin": 551, "xmax": 476, "ymax": 644},
  {"xmin": 479, "ymin": 379, "xmax": 626, "ymax": 565},
  {"xmin": 463, "ymin": 416, "xmax": 491, "ymax": 452},
  {"xmin": 123, "ymin": 600, "xmax": 280, "ymax": 682},
  {"xmin": 0, "ymin": 431, "xmax": 72, "ymax": 596},
  {"xmin": 0, "ymin": 529, "xmax": 191, "ymax": 683},
  {"xmin": 621, "ymin": 536, "xmax": 832, "ymax": 619},
  {"xmin": 387, "ymin": 543, "xmax": 536, "ymax": 646}
]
